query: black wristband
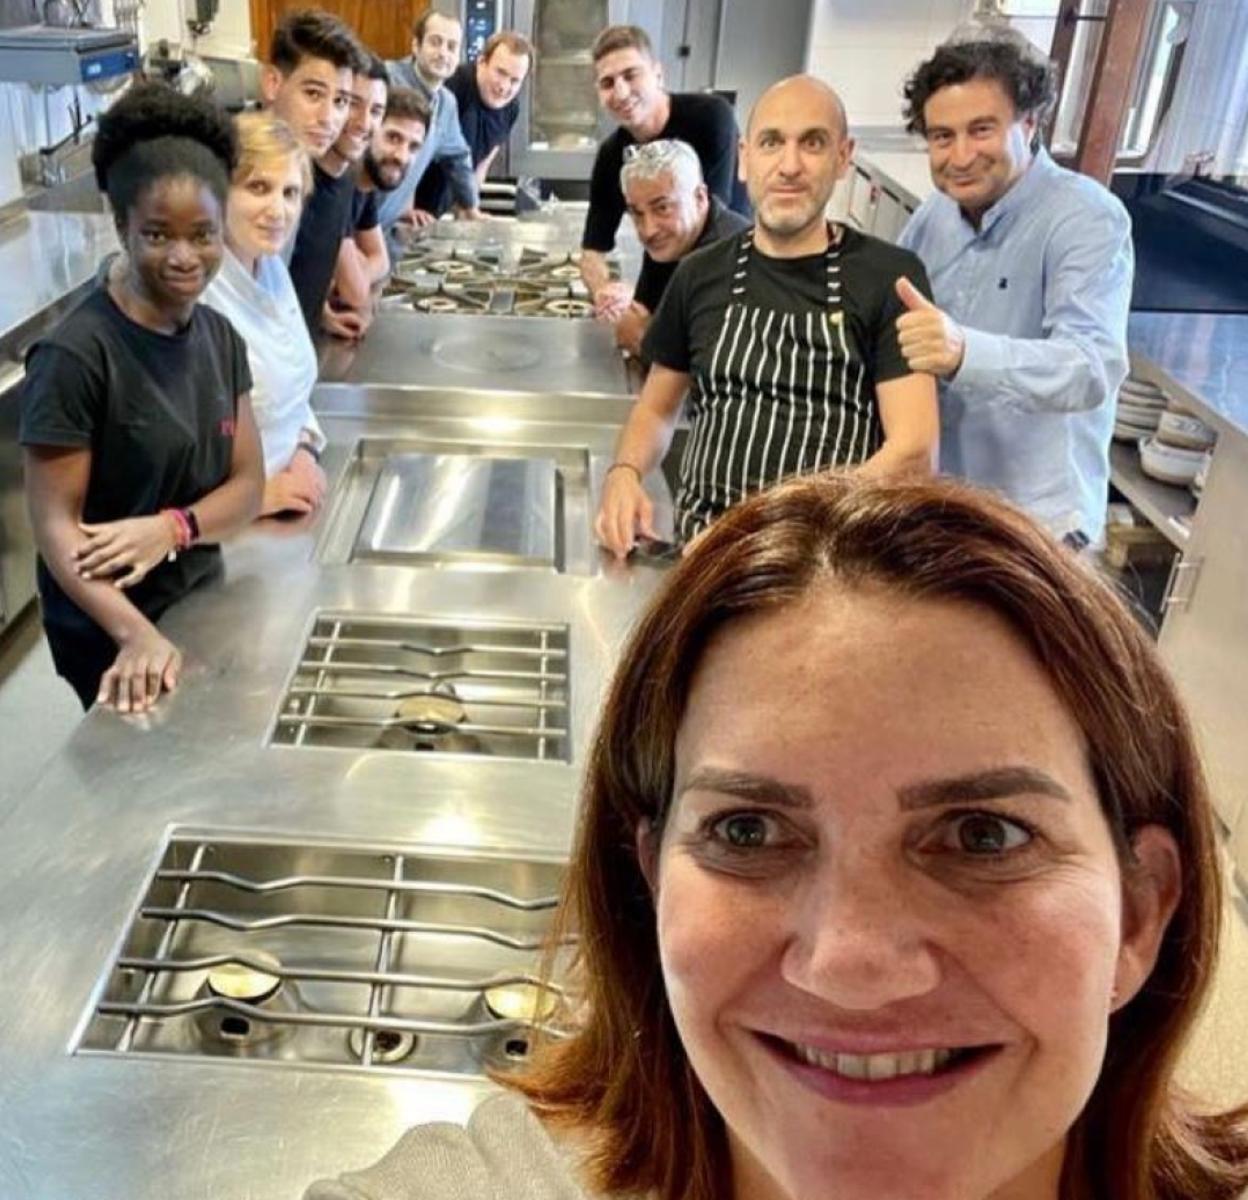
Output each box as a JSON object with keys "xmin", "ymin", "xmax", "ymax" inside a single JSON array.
[
  {"xmin": 183, "ymin": 506, "xmax": 200, "ymax": 544},
  {"xmin": 297, "ymin": 441, "xmax": 322, "ymax": 464}
]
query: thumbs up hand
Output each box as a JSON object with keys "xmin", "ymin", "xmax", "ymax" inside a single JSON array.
[{"xmin": 894, "ymin": 276, "xmax": 966, "ymax": 378}]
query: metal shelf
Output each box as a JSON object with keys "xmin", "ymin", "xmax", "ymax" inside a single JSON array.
[{"xmin": 1109, "ymin": 440, "xmax": 1195, "ymax": 550}]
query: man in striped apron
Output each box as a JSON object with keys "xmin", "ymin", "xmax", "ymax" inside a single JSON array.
[{"xmin": 596, "ymin": 75, "xmax": 939, "ymax": 557}]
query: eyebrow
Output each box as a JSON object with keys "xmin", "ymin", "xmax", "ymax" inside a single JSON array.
[
  {"xmin": 897, "ymin": 766, "xmax": 1073, "ymax": 809},
  {"xmin": 679, "ymin": 767, "xmax": 814, "ymax": 809},
  {"xmin": 677, "ymin": 764, "xmax": 1072, "ymax": 812}
]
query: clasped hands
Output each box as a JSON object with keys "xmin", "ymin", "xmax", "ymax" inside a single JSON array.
[{"xmin": 75, "ymin": 513, "xmax": 178, "ymax": 589}]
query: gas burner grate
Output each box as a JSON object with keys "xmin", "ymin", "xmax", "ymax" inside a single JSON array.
[
  {"xmin": 75, "ymin": 831, "xmax": 570, "ymax": 1078},
  {"xmin": 270, "ymin": 613, "xmax": 571, "ymax": 762}
]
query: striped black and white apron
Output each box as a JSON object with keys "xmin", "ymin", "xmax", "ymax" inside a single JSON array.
[{"xmin": 675, "ymin": 227, "xmax": 879, "ymax": 542}]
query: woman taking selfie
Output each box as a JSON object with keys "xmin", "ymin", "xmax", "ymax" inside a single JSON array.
[
  {"xmin": 308, "ymin": 475, "xmax": 1248, "ymax": 1200},
  {"xmin": 202, "ymin": 111, "xmax": 327, "ymax": 518},
  {"xmin": 20, "ymin": 83, "xmax": 262, "ymax": 713}
]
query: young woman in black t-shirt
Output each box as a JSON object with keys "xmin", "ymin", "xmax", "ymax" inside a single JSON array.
[{"xmin": 20, "ymin": 84, "xmax": 264, "ymax": 714}]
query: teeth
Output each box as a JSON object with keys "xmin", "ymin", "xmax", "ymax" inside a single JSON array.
[{"xmin": 794, "ymin": 1044, "xmax": 957, "ymax": 1080}]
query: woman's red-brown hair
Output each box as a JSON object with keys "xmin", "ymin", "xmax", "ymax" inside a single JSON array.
[{"xmin": 509, "ymin": 474, "xmax": 1248, "ymax": 1200}]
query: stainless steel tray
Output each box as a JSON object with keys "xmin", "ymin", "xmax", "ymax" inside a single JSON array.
[{"xmin": 354, "ymin": 451, "xmax": 558, "ymax": 569}]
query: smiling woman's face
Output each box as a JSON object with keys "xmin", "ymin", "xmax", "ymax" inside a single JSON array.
[{"xmin": 652, "ymin": 585, "xmax": 1171, "ymax": 1200}]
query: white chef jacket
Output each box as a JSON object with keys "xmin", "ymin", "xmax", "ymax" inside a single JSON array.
[{"xmin": 202, "ymin": 246, "xmax": 322, "ymax": 476}]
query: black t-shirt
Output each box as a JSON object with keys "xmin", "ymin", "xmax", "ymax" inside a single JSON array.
[
  {"xmin": 633, "ymin": 197, "xmax": 752, "ymax": 314},
  {"xmin": 642, "ymin": 227, "xmax": 932, "ymax": 540},
  {"xmin": 289, "ymin": 163, "xmax": 357, "ymax": 332},
  {"xmin": 415, "ymin": 62, "xmax": 519, "ymax": 215},
  {"xmin": 350, "ymin": 187, "xmax": 380, "ymax": 233},
  {"xmin": 19, "ymin": 284, "xmax": 252, "ymax": 631},
  {"xmin": 582, "ymin": 92, "xmax": 748, "ymax": 253}
]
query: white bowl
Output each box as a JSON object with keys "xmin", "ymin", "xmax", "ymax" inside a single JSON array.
[
  {"xmin": 1156, "ymin": 409, "xmax": 1216, "ymax": 451},
  {"xmin": 1139, "ymin": 435, "xmax": 1206, "ymax": 486}
]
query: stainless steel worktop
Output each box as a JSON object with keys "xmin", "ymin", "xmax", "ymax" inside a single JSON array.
[
  {"xmin": 1128, "ymin": 311, "xmax": 1248, "ymax": 444},
  {"xmin": 0, "ymin": 385, "xmax": 672, "ymax": 1200},
  {"xmin": 319, "ymin": 309, "xmax": 636, "ymax": 397},
  {"xmin": 0, "ymin": 208, "xmax": 116, "ymax": 343}
]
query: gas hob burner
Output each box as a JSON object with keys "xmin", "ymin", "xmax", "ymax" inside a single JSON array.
[
  {"xmin": 77, "ymin": 831, "xmax": 572, "ymax": 1080},
  {"xmin": 514, "ymin": 296, "xmax": 595, "ymax": 319},
  {"xmin": 193, "ymin": 949, "xmax": 301, "ymax": 1049},
  {"xmin": 426, "ymin": 258, "xmax": 480, "ymax": 279}
]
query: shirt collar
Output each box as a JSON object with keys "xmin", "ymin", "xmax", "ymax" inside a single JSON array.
[
  {"xmin": 971, "ymin": 147, "xmax": 1059, "ymax": 235},
  {"xmin": 406, "ymin": 62, "xmax": 439, "ymax": 101}
]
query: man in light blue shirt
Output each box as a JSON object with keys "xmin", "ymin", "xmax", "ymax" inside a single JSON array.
[
  {"xmin": 896, "ymin": 37, "xmax": 1132, "ymax": 544},
  {"xmin": 380, "ymin": 9, "xmax": 483, "ymax": 240}
]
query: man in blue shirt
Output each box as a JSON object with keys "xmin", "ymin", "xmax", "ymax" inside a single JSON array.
[
  {"xmin": 379, "ymin": 10, "xmax": 484, "ymax": 240},
  {"xmin": 896, "ymin": 37, "xmax": 1133, "ymax": 545}
]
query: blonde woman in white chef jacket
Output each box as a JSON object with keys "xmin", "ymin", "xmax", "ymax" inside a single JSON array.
[{"xmin": 203, "ymin": 111, "xmax": 327, "ymax": 516}]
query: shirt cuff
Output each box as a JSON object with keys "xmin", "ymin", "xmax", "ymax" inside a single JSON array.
[
  {"xmin": 299, "ymin": 420, "xmax": 326, "ymax": 453},
  {"xmin": 955, "ymin": 325, "xmax": 1008, "ymax": 387}
]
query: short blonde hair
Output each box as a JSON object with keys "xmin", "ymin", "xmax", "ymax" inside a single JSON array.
[{"xmin": 231, "ymin": 111, "xmax": 313, "ymax": 196}]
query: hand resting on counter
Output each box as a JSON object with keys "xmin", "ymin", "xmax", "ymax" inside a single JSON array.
[{"xmin": 262, "ymin": 446, "xmax": 327, "ymax": 516}]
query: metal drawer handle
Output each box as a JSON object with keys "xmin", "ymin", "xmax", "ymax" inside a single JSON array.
[
  {"xmin": 0, "ymin": 358, "xmax": 25, "ymax": 396},
  {"xmin": 1162, "ymin": 556, "xmax": 1203, "ymax": 609}
]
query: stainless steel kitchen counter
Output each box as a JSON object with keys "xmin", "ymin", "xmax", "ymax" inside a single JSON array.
[
  {"xmin": 0, "ymin": 386, "xmax": 672, "ymax": 1200},
  {"xmin": 1129, "ymin": 311, "xmax": 1248, "ymax": 444},
  {"xmin": 0, "ymin": 209, "xmax": 117, "ymax": 343},
  {"xmin": 320, "ymin": 309, "xmax": 636, "ymax": 397}
]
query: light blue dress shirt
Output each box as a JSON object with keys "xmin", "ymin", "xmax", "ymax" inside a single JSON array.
[
  {"xmin": 377, "ymin": 59, "xmax": 478, "ymax": 235},
  {"xmin": 899, "ymin": 149, "xmax": 1133, "ymax": 541}
]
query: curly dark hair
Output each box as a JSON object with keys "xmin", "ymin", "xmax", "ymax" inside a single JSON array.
[
  {"xmin": 92, "ymin": 82, "xmax": 237, "ymax": 226},
  {"xmin": 902, "ymin": 38, "xmax": 1057, "ymax": 140}
]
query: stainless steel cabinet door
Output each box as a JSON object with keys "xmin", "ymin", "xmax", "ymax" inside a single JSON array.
[{"xmin": 1157, "ymin": 433, "xmax": 1248, "ymax": 857}]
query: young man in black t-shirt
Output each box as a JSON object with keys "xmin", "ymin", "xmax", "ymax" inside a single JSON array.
[
  {"xmin": 259, "ymin": 10, "xmax": 366, "ymax": 334},
  {"xmin": 580, "ymin": 25, "xmax": 748, "ymax": 320},
  {"xmin": 595, "ymin": 76, "xmax": 940, "ymax": 557},
  {"xmin": 414, "ymin": 31, "xmax": 532, "ymax": 216}
]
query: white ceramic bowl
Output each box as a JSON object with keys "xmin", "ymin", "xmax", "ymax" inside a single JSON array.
[
  {"xmin": 1138, "ymin": 435, "xmax": 1207, "ymax": 486},
  {"xmin": 1156, "ymin": 409, "xmax": 1216, "ymax": 451}
]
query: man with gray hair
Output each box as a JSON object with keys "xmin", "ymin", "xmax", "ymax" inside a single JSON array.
[{"xmin": 613, "ymin": 138, "xmax": 751, "ymax": 358}]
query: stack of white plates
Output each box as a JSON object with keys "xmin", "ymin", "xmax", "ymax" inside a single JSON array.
[{"xmin": 1114, "ymin": 376, "xmax": 1167, "ymax": 441}]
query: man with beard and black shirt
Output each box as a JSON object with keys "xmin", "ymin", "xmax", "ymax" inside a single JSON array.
[
  {"xmin": 260, "ymin": 9, "xmax": 366, "ymax": 335},
  {"xmin": 412, "ymin": 30, "xmax": 532, "ymax": 216},
  {"xmin": 613, "ymin": 138, "xmax": 749, "ymax": 359}
]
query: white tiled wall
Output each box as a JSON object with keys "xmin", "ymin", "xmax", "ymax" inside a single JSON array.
[
  {"xmin": 805, "ymin": 0, "xmax": 972, "ymax": 129},
  {"xmin": 804, "ymin": 0, "xmax": 1060, "ymax": 131},
  {"xmin": 141, "ymin": 0, "xmax": 254, "ymax": 58}
]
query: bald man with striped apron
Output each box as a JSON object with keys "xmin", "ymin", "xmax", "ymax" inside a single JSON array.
[{"xmin": 595, "ymin": 75, "xmax": 939, "ymax": 559}]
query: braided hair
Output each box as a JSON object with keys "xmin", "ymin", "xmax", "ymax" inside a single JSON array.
[{"xmin": 92, "ymin": 82, "xmax": 237, "ymax": 227}]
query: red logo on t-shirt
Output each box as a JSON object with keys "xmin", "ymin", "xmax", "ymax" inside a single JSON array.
[{"xmin": 218, "ymin": 417, "xmax": 236, "ymax": 437}]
